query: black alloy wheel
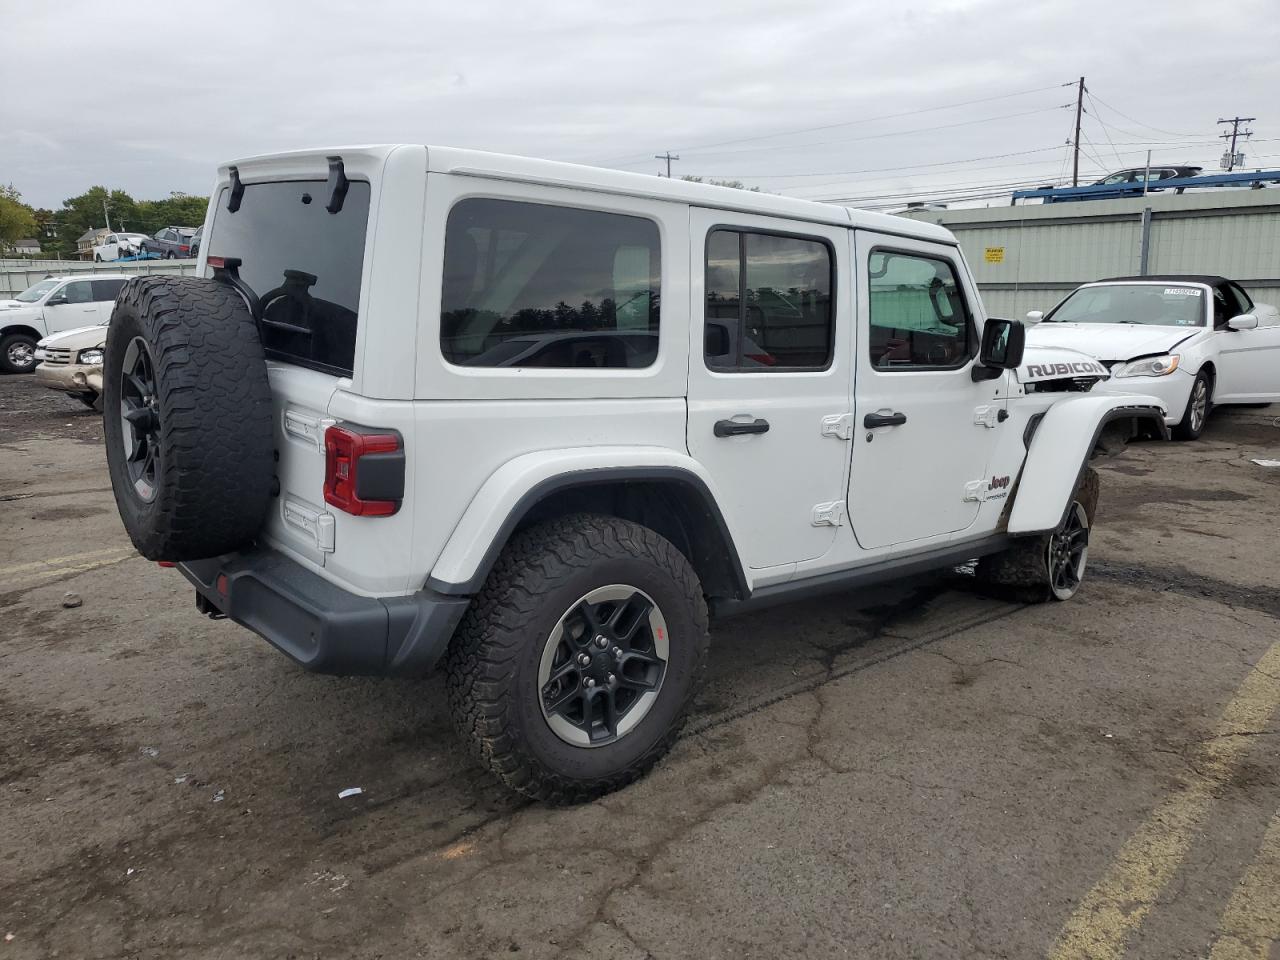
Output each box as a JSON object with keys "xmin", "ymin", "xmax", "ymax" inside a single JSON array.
[
  {"xmin": 118, "ymin": 336, "xmax": 162, "ymax": 503},
  {"xmin": 1046, "ymin": 501, "xmax": 1089, "ymax": 600},
  {"xmin": 538, "ymin": 585, "xmax": 669, "ymax": 746}
]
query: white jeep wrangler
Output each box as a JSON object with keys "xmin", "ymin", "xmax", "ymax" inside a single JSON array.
[{"xmin": 101, "ymin": 146, "xmax": 1166, "ymax": 802}]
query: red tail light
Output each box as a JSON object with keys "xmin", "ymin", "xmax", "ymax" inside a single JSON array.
[
  {"xmin": 179, "ymin": 245, "xmax": 190, "ymax": 254},
  {"xmin": 323, "ymin": 425, "xmax": 404, "ymax": 517},
  {"xmin": 206, "ymin": 255, "xmax": 225, "ymax": 268}
]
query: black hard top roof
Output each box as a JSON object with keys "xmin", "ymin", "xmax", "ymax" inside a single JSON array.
[{"xmin": 1100, "ymin": 275, "xmax": 1234, "ymax": 292}]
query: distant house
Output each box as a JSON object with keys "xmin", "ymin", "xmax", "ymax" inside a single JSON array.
[
  {"xmin": 76, "ymin": 226, "xmax": 110, "ymax": 260},
  {"xmin": 12, "ymin": 238, "xmax": 41, "ymax": 256}
]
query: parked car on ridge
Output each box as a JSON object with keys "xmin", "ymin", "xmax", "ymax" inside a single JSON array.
[
  {"xmin": 1093, "ymin": 166, "xmax": 1202, "ymax": 187},
  {"xmin": 141, "ymin": 226, "xmax": 198, "ymax": 259},
  {"xmin": 92, "ymin": 233, "xmax": 149, "ymax": 262},
  {"xmin": 1025, "ymin": 275, "xmax": 1280, "ymax": 440}
]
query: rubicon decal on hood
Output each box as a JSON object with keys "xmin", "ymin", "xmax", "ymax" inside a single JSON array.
[
  {"xmin": 1022, "ymin": 359, "xmax": 1110, "ymax": 379},
  {"xmin": 1017, "ymin": 345, "xmax": 1112, "ymax": 383}
]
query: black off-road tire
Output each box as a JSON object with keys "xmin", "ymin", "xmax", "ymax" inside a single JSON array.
[
  {"xmin": 0, "ymin": 332, "xmax": 38, "ymax": 374},
  {"xmin": 102, "ymin": 277, "xmax": 275, "ymax": 561},
  {"xmin": 1172, "ymin": 369, "xmax": 1212, "ymax": 441},
  {"xmin": 446, "ymin": 514, "xmax": 709, "ymax": 804},
  {"xmin": 976, "ymin": 467, "xmax": 1100, "ymax": 602}
]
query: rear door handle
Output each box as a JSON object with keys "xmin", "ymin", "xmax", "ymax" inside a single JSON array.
[
  {"xmin": 863, "ymin": 411, "xmax": 907, "ymax": 428},
  {"xmin": 714, "ymin": 417, "xmax": 770, "ymax": 437}
]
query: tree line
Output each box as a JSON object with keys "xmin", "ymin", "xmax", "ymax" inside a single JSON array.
[{"xmin": 0, "ymin": 184, "xmax": 208, "ymax": 258}]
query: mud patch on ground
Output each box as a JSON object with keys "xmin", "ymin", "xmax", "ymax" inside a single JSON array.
[
  {"xmin": 0, "ymin": 692, "xmax": 123, "ymax": 784},
  {"xmin": 1092, "ymin": 561, "xmax": 1280, "ymax": 619},
  {"xmin": 1100, "ymin": 483, "xmax": 1251, "ymax": 520},
  {"xmin": 30, "ymin": 504, "xmax": 107, "ymax": 522}
]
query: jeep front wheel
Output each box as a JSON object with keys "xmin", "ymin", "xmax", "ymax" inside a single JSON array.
[
  {"xmin": 976, "ymin": 467, "xmax": 1098, "ymax": 602},
  {"xmin": 446, "ymin": 514, "xmax": 709, "ymax": 803}
]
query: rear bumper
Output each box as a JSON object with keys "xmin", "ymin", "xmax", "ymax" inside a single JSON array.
[{"xmin": 178, "ymin": 547, "xmax": 470, "ymax": 677}]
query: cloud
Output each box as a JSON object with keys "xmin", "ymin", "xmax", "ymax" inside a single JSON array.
[{"xmin": 0, "ymin": 0, "xmax": 1274, "ymax": 209}]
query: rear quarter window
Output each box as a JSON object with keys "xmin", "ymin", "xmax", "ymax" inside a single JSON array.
[{"xmin": 440, "ymin": 199, "xmax": 661, "ymax": 369}]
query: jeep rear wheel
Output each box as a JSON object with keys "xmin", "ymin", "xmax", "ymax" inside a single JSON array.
[
  {"xmin": 976, "ymin": 467, "xmax": 1099, "ymax": 602},
  {"xmin": 102, "ymin": 277, "xmax": 275, "ymax": 561},
  {"xmin": 446, "ymin": 514, "xmax": 709, "ymax": 803}
]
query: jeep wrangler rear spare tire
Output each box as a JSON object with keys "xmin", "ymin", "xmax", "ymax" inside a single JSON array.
[
  {"xmin": 446, "ymin": 514, "xmax": 709, "ymax": 803},
  {"xmin": 103, "ymin": 277, "xmax": 275, "ymax": 561}
]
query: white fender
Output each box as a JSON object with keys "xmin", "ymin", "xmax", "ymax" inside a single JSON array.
[
  {"xmin": 428, "ymin": 446, "xmax": 747, "ymax": 590},
  {"xmin": 1007, "ymin": 393, "xmax": 1166, "ymax": 535}
]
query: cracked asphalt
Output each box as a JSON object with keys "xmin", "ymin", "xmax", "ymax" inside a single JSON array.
[{"xmin": 2, "ymin": 374, "xmax": 1279, "ymax": 959}]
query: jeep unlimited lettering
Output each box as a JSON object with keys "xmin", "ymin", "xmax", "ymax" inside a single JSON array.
[{"xmin": 101, "ymin": 146, "xmax": 1167, "ymax": 802}]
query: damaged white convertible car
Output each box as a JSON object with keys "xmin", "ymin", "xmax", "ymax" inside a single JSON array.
[{"xmin": 1026, "ymin": 275, "xmax": 1280, "ymax": 440}]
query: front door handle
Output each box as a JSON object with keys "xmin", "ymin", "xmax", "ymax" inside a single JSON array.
[
  {"xmin": 714, "ymin": 417, "xmax": 770, "ymax": 438},
  {"xmin": 863, "ymin": 411, "xmax": 907, "ymax": 428}
]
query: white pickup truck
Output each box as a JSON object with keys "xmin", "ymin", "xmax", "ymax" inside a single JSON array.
[{"xmin": 99, "ymin": 146, "xmax": 1166, "ymax": 802}]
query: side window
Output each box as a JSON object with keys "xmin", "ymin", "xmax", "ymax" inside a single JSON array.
[
  {"xmin": 105, "ymin": 235, "xmax": 117, "ymax": 245},
  {"xmin": 60, "ymin": 281, "xmax": 94, "ymax": 304},
  {"xmin": 1212, "ymin": 288, "xmax": 1232, "ymax": 327},
  {"xmin": 440, "ymin": 199, "xmax": 660, "ymax": 369},
  {"xmin": 867, "ymin": 250, "xmax": 974, "ymax": 370},
  {"xmin": 703, "ymin": 229, "xmax": 833, "ymax": 371},
  {"xmin": 1226, "ymin": 282, "xmax": 1254, "ymax": 316},
  {"xmin": 92, "ymin": 279, "xmax": 126, "ymax": 302}
]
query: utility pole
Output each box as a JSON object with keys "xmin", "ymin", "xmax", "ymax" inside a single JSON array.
[
  {"xmin": 1072, "ymin": 76, "xmax": 1085, "ymax": 187},
  {"xmin": 1217, "ymin": 116, "xmax": 1255, "ymax": 171},
  {"xmin": 102, "ymin": 197, "xmax": 113, "ymax": 233},
  {"xmin": 654, "ymin": 151, "xmax": 680, "ymax": 178}
]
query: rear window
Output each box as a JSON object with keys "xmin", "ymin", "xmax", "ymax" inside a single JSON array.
[
  {"xmin": 440, "ymin": 199, "xmax": 661, "ymax": 368},
  {"xmin": 206, "ymin": 179, "xmax": 371, "ymax": 376}
]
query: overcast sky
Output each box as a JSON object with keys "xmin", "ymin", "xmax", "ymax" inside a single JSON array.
[{"xmin": 3, "ymin": 0, "xmax": 1277, "ymax": 212}]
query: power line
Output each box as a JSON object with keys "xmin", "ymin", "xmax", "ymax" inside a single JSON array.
[
  {"xmin": 778, "ymin": 153, "xmax": 1117, "ymax": 196},
  {"xmin": 693, "ymin": 140, "xmax": 1220, "ymax": 194},
  {"xmin": 580, "ymin": 80, "xmax": 1076, "ymax": 165},
  {"xmin": 1087, "ymin": 92, "xmax": 1210, "ymax": 139},
  {"xmin": 654, "ymin": 151, "xmax": 680, "ymax": 177},
  {"xmin": 1084, "ymin": 92, "xmax": 1125, "ymax": 169},
  {"xmin": 693, "ymin": 144, "xmax": 1068, "ymax": 182},
  {"xmin": 662, "ymin": 104, "xmax": 1073, "ymax": 161}
]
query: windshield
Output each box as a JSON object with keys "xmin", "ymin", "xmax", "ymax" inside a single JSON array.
[
  {"xmin": 206, "ymin": 179, "xmax": 370, "ymax": 377},
  {"xmin": 1046, "ymin": 284, "xmax": 1207, "ymax": 327},
  {"xmin": 15, "ymin": 279, "xmax": 60, "ymax": 303}
]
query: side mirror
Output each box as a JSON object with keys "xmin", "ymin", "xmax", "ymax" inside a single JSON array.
[
  {"xmin": 972, "ymin": 318, "xmax": 1026, "ymax": 382},
  {"xmin": 1025, "ymin": 310, "xmax": 1044, "ymax": 325},
  {"xmin": 1227, "ymin": 313, "xmax": 1259, "ymax": 331},
  {"xmin": 46, "ymin": 294, "xmax": 68, "ymax": 306}
]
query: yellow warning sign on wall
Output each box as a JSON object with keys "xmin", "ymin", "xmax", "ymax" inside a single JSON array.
[{"xmin": 984, "ymin": 246, "xmax": 1005, "ymax": 264}]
